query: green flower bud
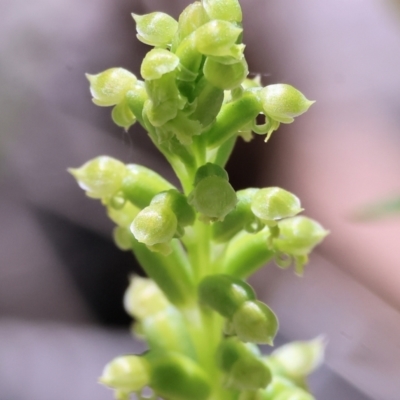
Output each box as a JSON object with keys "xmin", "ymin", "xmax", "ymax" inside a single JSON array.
[
  {"xmin": 133, "ymin": 12, "xmax": 178, "ymax": 48},
  {"xmin": 194, "ymin": 20, "xmax": 244, "ymax": 59},
  {"xmin": 203, "ymin": 57, "xmax": 248, "ymax": 90},
  {"xmin": 123, "ymin": 275, "xmax": 169, "ymax": 320},
  {"xmin": 146, "ymin": 352, "xmax": 211, "ymax": 400},
  {"xmin": 130, "ymin": 204, "xmax": 178, "ymax": 247},
  {"xmin": 144, "ymin": 72, "xmax": 185, "ymax": 127},
  {"xmin": 178, "ymin": 2, "xmax": 209, "ymax": 40},
  {"xmin": 198, "ymin": 274, "xmax": 256, "ymax": 318},
  {"xmin": 270, "ymin": 336, "xmax": 326, "ymax": 379},
  {"xmin": 217, "ymin": 338, "xmax": 272, "ymax": 391},
  {"xmin": 251, "ymin": 187, "xmax": 303, "ymax": 226},
  {"xmin": 232, "ymin": 300, "xmax": 278, "ymax": 345},
  {"xmin": 189, "ymin": 163, "xmax": 237, "ymax": 222},
  {"xmin": 141, "ymin": 49, "xmax": 180, "ymax": 80},
  {"xmin": 111, "ymin": 98, "xmax": 136, "ymax": 130},
  {"xmin": 213, "ymin": 188, "xmax": 262, "ymax": 242},
  {"xmin": 203, "ymin": 0, "xmax": 242, "ymax": 22},
  {"xmin": 189, "ymin": 175, "xmax": 237, "ymax": 222},
  {"xmin": 86, "ymin": 68, "xmax": 137, "ymax": 107},
  {"xmin": 259, "ymin": 84, "xmax": 314, "ymax": 124},
  {"xmin": 69, "ymin": 156, "xmax": 127, "ymax": 199},
  {"xmin": 99, "ymin": 355, "xmax": 150, "ymax": 392},
  {"xmin": 273, "ymin": 216, "xmax": 328, "ymax": 256},
  {"xmin": 121, "ymin": 164, "xmax": 174, "ymax": 209},
  {"xmin": 194, "ymin": 162, "xmax": 228, "ymax": 184},
  {"xmin": 143, "ymin": 307, "xmax": 196, "ymax": 358},
  {"xmin": 151, "ymin": 189, "xmax": 195, "ymax": 228}
]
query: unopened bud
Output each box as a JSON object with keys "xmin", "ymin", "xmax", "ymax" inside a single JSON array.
[
  {"xmin": 270, "ymin": 336, "xmax": 326, "ymax": 379},
  {"xmin": 198, "ymin": 274, "xmax": 256, "ymax": 318},
  {"xmin": 69, "ymin": 156, "xmax": 127, "ymax": 199},
  {"xmin": 86, "ymin": 68, "xmax": 137, "ymax": 107},
  {"xmin": 123, "ymin": 276, "xmax": 169, "ymax": 320},
  {"xmin": 146, "ymin": 352, "xmax": 211, "ymax": 400},
  {"xmin": 203, "ymin": 57, "xmax": 248, "ymax": 90},
  {"xmin": 130, "ymin": 205, "xmax": 178, "ymax": 247},
  {"xmin": 251, "ymin": 187, "xmax": 303, "ymax": 226},
  {"xmin": 194, "ymin": 20, "xmax": 244, "ymax": 59},
  {"xmin": 217, "ymin": 338, "xmax": 272, "ymax": 391},
  {"xmin": 273, "ymin": 216, "xmax": 328, "ymax": 256},
  {"xmin": 189, "ymin": 163, "xmax": 237, "ymax": 222},
  {"xmin": 203, "ymin": 0, "xmax": 242, "ymax": 22},
  {"xmin": 259, "ymin": 84, "xmax": 314, "ymax": 124},
  {"xmin": 99, "ymin": 355, "xmax": 150, "ymax": 392},
  {"xmin": 232, "ymin": 300, "xmax": 278, "ymax": 345},
  {"xmin": 133, "ymin": 12, "xmax": 178, "ymax": 48},
  {"xmin": 141, "ymin": 49, "xmax": 180, "ymax": 80}
]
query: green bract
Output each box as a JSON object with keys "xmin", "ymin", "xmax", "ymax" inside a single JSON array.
[{"xmin": 71, "ymin": 1, "xmax": 327, "ymax": 399}]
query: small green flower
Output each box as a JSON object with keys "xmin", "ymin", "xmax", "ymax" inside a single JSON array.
[
  {"xmin": 146, "ymin": 352, "xmax": 211, "ymax": 400},
  {"xmin": 133, "ymin": 12, "xmax": 178, "ymax": 48},
  {"xmin": 198, "ymin": 274, "xmax": 256, "ymax": 318},
  {"xmin": 68, "ymin": 156, "xmax": 127, "ymax": 199},
  {"xmin": 203, "ymin": 57, "xmax": 248, "ymax": 90},
  {"xmin": 86, "ymin": 68, "xmax": 137, "ymax": 106},
  {"xmin": 259, "ymin": 84, "xmax": 314, "ymax": 124},
  {"xmin": 273, "ymin": 216, "xmax": 328, "ymax": 256},
  {"xmin": 99, "ymin": 355, "xmax": 150, "ymax": 392},
  {"xmin": 251, "ymin": 187, "xmax": 303, "ymax": 226},
  {"xmin": 194, "ymin": 20, "xmax": 244, "ymax": 59},
  {"xmin": 270, "ymin": 336, "xmax": 326, "ymax": 380},
  {"xmin": 123, "ymin": 276, "xmax": 169, "ymax": 320},
  {"xmin": 203, "ymin": 0, "xmax": 243, "ymax": 22},
  {"xmin": 232, "ymin": 300, "xmax": 278, "ymax": 345},
  {"xmin": 130, "ymin": 205, "xmax": 178, "ymax": 248},
  {"xmin": 141, "ymin": 49, "xmax": 180, "ymax": 80},
  {"xmin": 188, "ymin": 163, "xmax": 237, "ymax": 222},
  {"xmin": 217, "ymin": 338, "xmax": 272, "ymax": 391}
]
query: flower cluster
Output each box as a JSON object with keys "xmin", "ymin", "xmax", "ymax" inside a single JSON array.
[{"xmin": 70, "ymin": 0, "xmax": 327, "ymax": 399}]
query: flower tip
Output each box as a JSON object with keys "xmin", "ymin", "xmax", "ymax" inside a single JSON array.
[
  {"xmin": 67, "ymin": 167, "xmax": 79, "ymax": 178},
  {"xmin": 85, "ymin": 73, "xmax": 94, "ymax": 82},
  {"xmin": 131, "ymin": 13, "xmax": 140, "ymax": 22}
]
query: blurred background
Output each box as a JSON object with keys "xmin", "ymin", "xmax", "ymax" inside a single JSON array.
[{"xmin": 1, "ymin": 0, "xmax": 400, "ymax": 399}]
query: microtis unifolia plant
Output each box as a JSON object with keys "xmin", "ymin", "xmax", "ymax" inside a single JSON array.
[{"xmin": 69, "ymin": 1, "xmax": 328, "ymax": 399}]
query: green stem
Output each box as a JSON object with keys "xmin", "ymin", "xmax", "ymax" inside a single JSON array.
[
  {"xmin": 205, "ymin": 92, "xmax": 261, "ymax": 149},
  {"xmin": 223, "ymin": 230, "xmax": 275, "ymax": 279},
  {"xmin": 130, "ymin": 238, "xmax": 195, "ymax": 307}
]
